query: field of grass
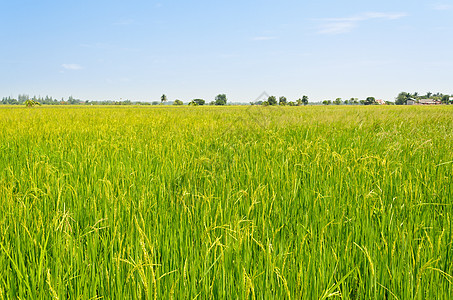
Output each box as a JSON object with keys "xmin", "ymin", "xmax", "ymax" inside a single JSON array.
[{"xmin": 0, "ymin": 105, "xmax": 452, "ymax": 299}]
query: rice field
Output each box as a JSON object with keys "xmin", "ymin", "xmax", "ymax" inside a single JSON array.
[{"xmin": 0, "ymin": 105, "xmax": 452, "ymax": 299}]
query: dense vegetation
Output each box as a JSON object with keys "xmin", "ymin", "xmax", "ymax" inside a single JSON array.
[
  {"xmin": 0, "ymin": 94, "xmax": 229, "ymax": 106},
  {"xmin": 395, "ymin": 92, "xmax": 452, "ymax": 105},
  {"xmin": 2, "ymin": 91, "xmax": 452, "ymax": 106},
  {"xmin": 0, "ymin": 106, "xmax": 452, "ymax": 299}
]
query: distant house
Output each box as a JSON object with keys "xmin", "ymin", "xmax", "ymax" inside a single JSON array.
[
  {"xmin": 418, "ymin": 99, "xmax": 442, "ymax": 105},
  {"xmin": 376, "ymin": 99, "xmax": 385, "ymax": 105},
  {"xmin": 406, "ymin": 98, "xmax": 416, "ymax": 105}
]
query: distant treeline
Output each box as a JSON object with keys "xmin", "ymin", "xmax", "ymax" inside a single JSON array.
[
  {"xmin": 1, "ymin": 95, "xmax": 156, "ymax": 106},
  {"xmin": 0, "ymin": 94, "xmax": 229, "ymax": 106},
  {"xmin": 1, "ymin": 91, "xmax": 452, "ymax": 106}
]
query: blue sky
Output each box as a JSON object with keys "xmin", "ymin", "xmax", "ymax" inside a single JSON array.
[{"xmin": 1, "ymin": 0, "xmax": 452, "ymax": 102}]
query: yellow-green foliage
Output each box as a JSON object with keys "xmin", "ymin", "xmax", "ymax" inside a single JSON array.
[{"xmin": 0, "ymin": 106, "xmax": 452, "ymax": 299}]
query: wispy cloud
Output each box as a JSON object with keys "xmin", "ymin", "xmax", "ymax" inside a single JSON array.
[
  {"xmin": 252, "ymin": 36, "xmax": 277, "ymax": 41},
  {"xmin": 433, "ymin": 4, "xmax": 452, "ymax": 10},
  {"xmin": 317, "ymin": 12, "xmax": 408, "ymax": 34},
  {"xmin": 62, "ymin": 64, "xmax": 83, "ymax": 70}
]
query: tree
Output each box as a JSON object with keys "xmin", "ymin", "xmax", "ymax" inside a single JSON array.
[
  {"xmin": 18, "ymin": 94, "xmax": 29, "ymax": 104},
  {"xmin": 425, "ymin": 92, "xmax": 432, "ymax": 99},
  {"xmin": 193, "ymin": 99, "xmax": 205, "ymax": 106},
  {"xmin": 279, "ymin": 96, "xmax": 287, "ymax": 105},
  {"xmin": 364, "ymin": 97, "xmax": 376, "ymax": 105},
  {"xmin": 296, "ymin": 98, "xmax": 302, "ymax": 106},
  {"xmin": 215, "ymin": 94, "xmax": 227, "ymax": 105},
  {"xmin": 25, "ymin": 99, "xmax": 41, "ymax": 107},
  {"xmin": 68, "ymin": 96, "xmax": 80, "ymax": 104},
  {"xmin": 322, "ymin": 100, "xmax": 331, "ymax": 105},
  {"xmin": 302, "ymin": 95, "xmax": 309, "ymax": 105},
  {"xmin": 267, "ymin": 96, "xmax": 277, "ymax": 106},
  {"xmin": 441, "ymin": 95, "xmax": 450, "ymax": 104},
  {"xmin": 334, "ymin": 98, "xmax": 342, "ymax": 105},
  {"xmin": 161, "ymin": 94, "xmax": 167, "ymax": 104},
  {"xmin": 173, "ymin": 99, "xmax": 183, "ymax": 105},
  {"xmin": 395, "ymin": 92, "xmax": 411, "ymax": 105}
]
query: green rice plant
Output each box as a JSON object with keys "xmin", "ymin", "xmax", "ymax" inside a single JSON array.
[{"xmin": 0, "ymin": 105, "xmax": 451, "ymax": 299}]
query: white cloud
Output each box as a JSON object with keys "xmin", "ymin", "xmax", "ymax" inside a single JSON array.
[
  {"xmin": 62, "ymin": 64, "xmax": 83, "ymax": 70},
  {"xmin": 317, "ymin": 12, "xmax": 408, "ymax": 34},
  {"xmin": 252, "ymin": 36, "xmax": 277, "ymax": 41},
  {"xmin": 433, "ymin": 4, "xmax": 452, "ymax": 10}
]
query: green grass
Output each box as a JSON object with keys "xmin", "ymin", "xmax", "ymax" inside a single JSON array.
[{"xmin": 0, "ymin": 105, "xmax": 452, "ymax": 299}]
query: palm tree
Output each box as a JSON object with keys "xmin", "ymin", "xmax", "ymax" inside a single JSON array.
[{"xmin": 161, "ymin": 94, "xmax": 167, "ymax": 104}]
